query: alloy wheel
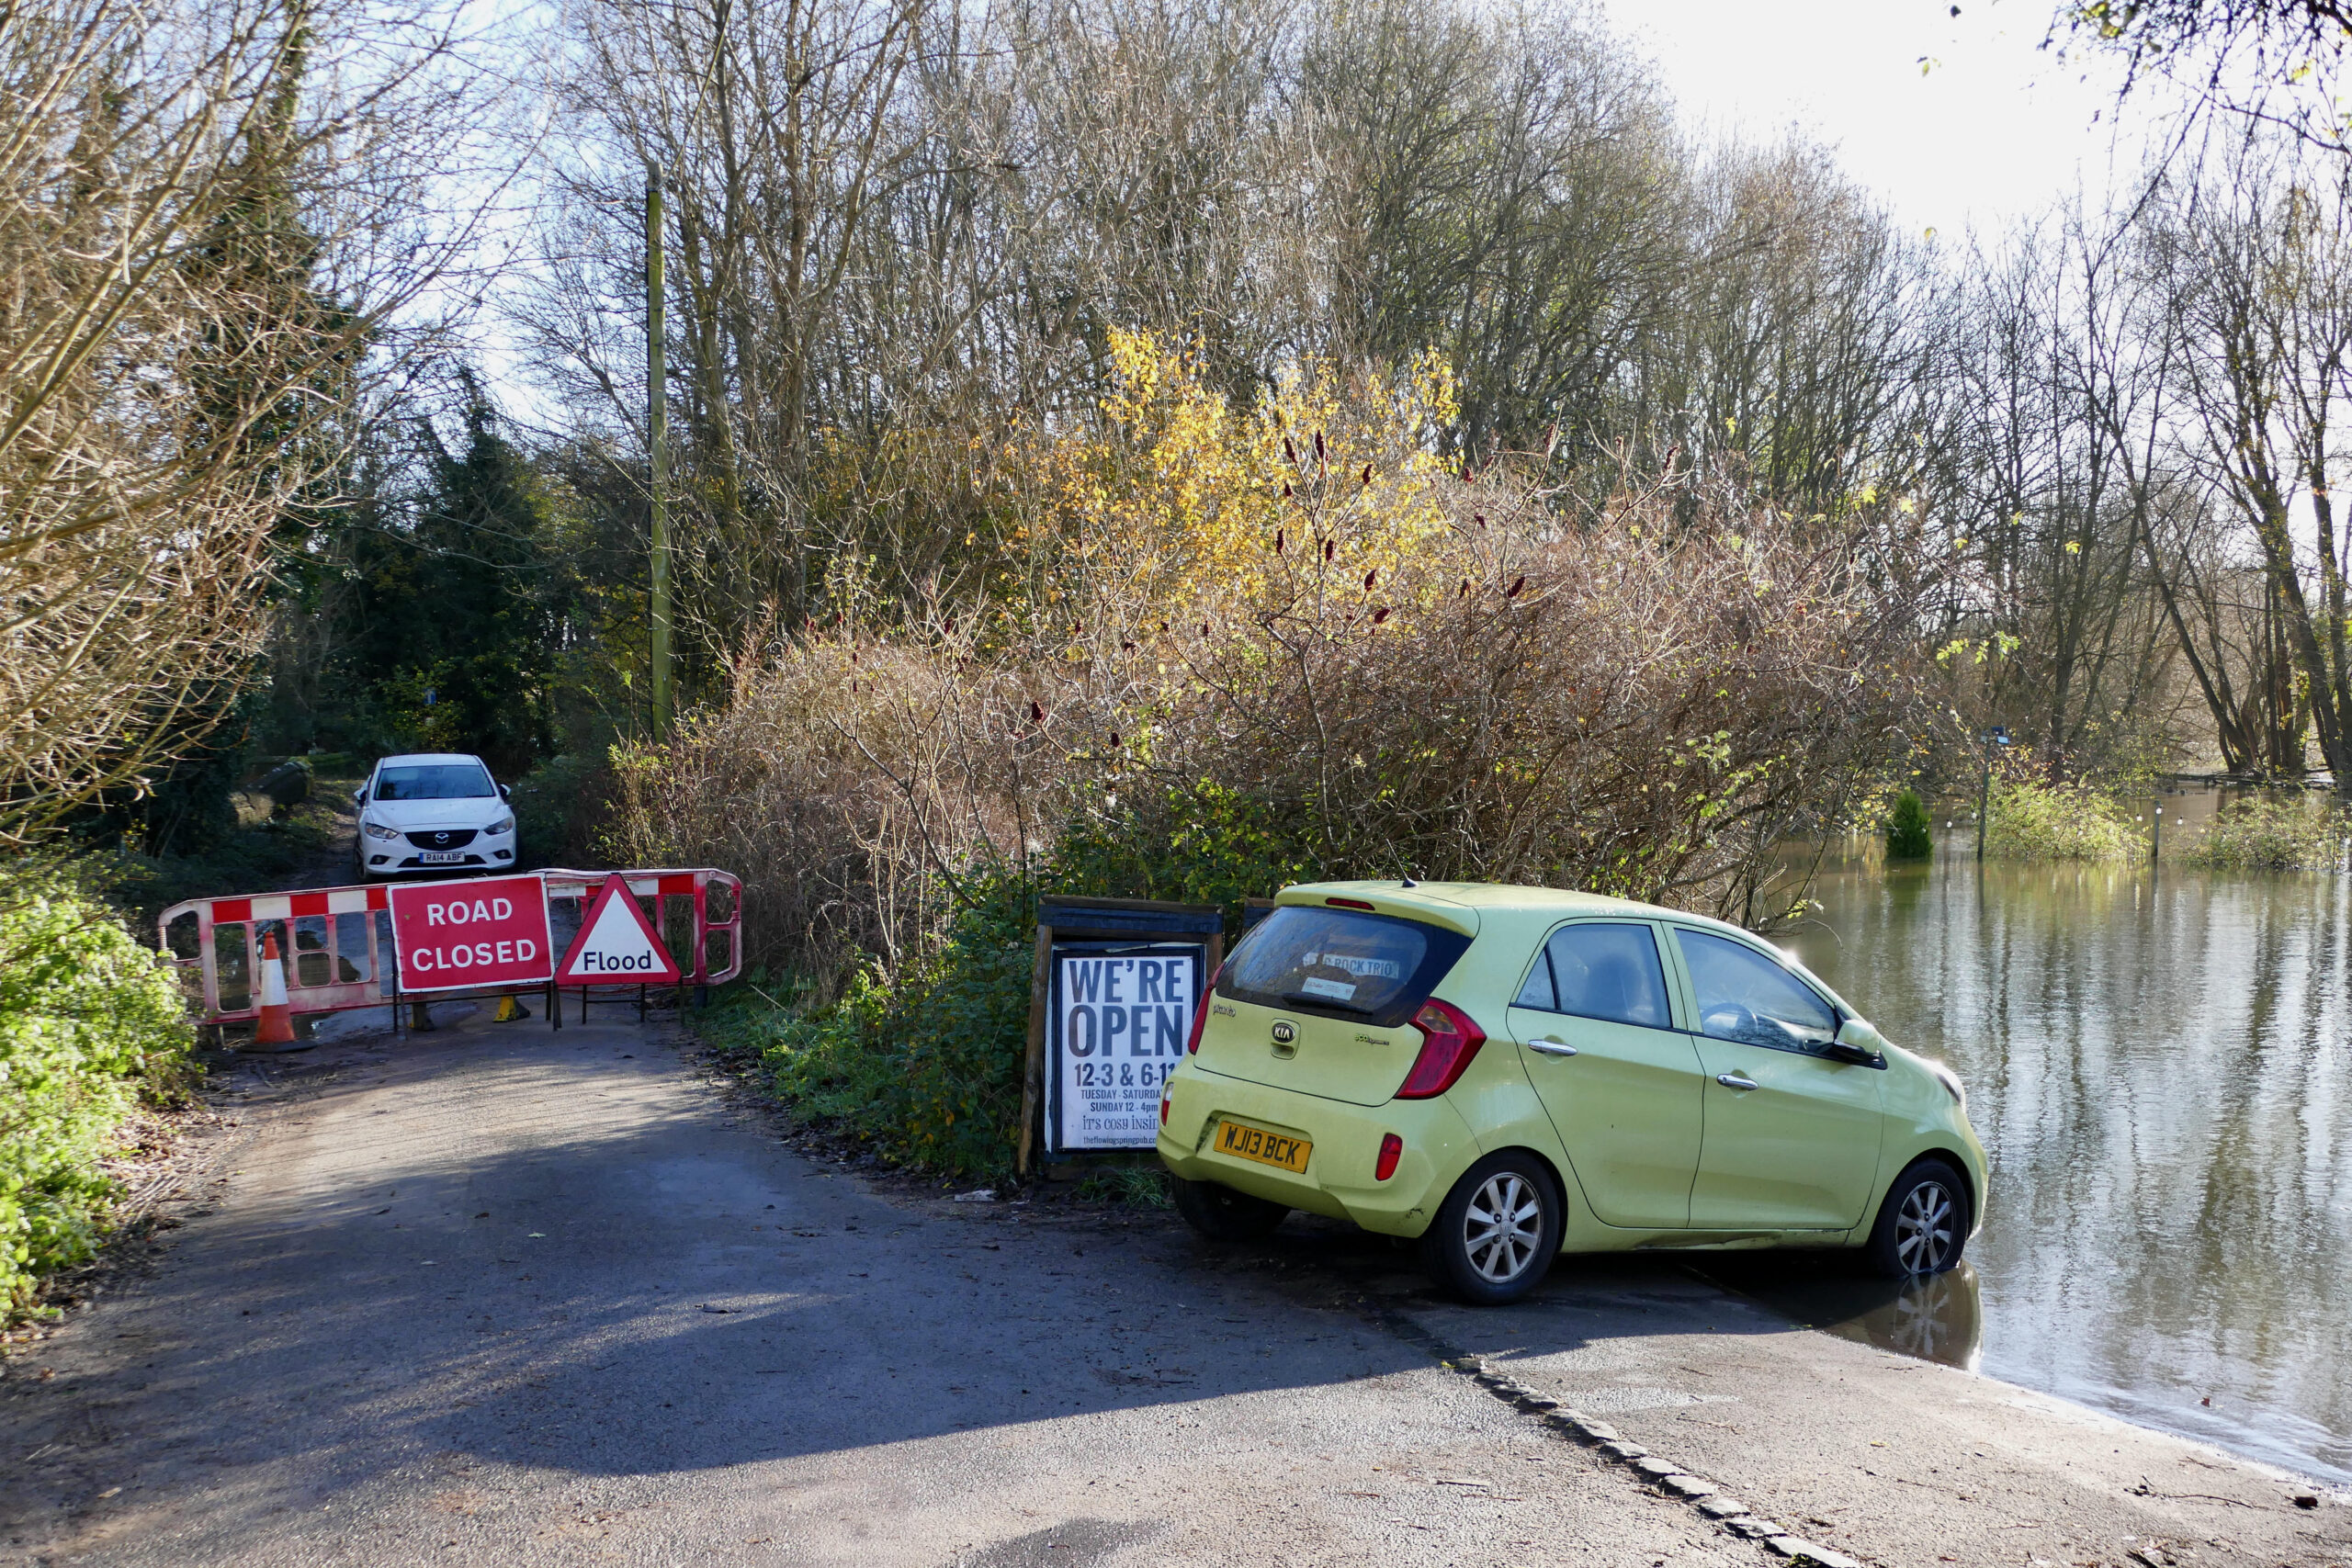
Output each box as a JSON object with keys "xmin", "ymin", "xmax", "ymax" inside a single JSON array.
[
  {"xmin": 1463, "ymin": 1171, "xmax": 1544, "ymax": 1282},
  {"xmin": 1894, "ymin": 1179, "xmax": 1957, "ymax": 1272}
]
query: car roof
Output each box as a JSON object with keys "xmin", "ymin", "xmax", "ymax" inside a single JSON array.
[
  {"xmin": 373, "ymin": 753, "xmax": 489, "ymax": 770},
  {"xmin": 1273, "ymin": 879, "xmax": 1850, "ymax": 1008},
  {"xmin": 1274, "ymin": 879, "xmax": 1774, "ymax": 944}
]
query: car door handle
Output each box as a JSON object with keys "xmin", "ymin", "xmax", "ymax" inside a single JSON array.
[
  {"xmin": 1715, "ymin": 1072, "xmax": 1759, "ymax": 1090},
  {"xmin": 1528, "ymin": 1040, "xmax": 1578, "ymax": 1057}
]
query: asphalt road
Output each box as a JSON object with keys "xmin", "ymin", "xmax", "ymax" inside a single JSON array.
[{"xmin": 2, "ymin": 1010, "xmax": 2345, "ymax": 1568}]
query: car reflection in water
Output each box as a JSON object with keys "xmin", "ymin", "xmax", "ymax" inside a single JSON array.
[{"xmin": 1695, "ymin": 1257, "xmax": 1983, "ymax": 1371}]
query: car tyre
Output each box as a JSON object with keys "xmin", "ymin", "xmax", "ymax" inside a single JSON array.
[
  {"xmin": 1170, "ymin": 1176, "xmax": 1288, "ymax": 1241},
  {"xmin": 1866, "ymin": 1158, "xmax": 1970, "ymax": 1278},
  {"xmin": 1420, "ymin": 1151, "xmax": 1563, "ymax": 1306}
]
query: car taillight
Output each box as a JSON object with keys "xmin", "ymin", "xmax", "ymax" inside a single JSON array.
[
  {"xmin": 1374, "ymin": 1133, "xmax": 1403, "ymax": 1181},
  {"xmin": 1186, "ymin": 962, "xmax": 1229, "ymax": 1055},
  {"xmin": 1396, "ymin": 998, "xmax": 1486, "ymax": 1099},
  {"xmin": 1160, "ymin": 1089, "xmax": 1171, "ymax": 1125}
]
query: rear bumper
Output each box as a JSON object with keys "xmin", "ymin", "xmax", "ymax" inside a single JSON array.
[{"xmin": 1156, "ymin": 1066, "xmax": 1481, "ymax": 1238}]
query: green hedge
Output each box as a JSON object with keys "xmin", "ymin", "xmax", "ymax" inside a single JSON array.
[
  {"xmin": 1985, "ymin": 776, "xmax": 2144, "ymax": 861},
  {"xmin": 702, "ymin": 872, "xmax": 1041, "ymax": 1181},
  {"xmin": 0, "ymin": 872, "xmax": 195, "ymax": 1316},
  {"xmin": 2182, "ymin": 795, "xmax": 2351, "ymax": 871}
]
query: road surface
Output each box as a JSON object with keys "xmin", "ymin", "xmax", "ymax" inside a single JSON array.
[{"xmin": 2, "ymin": 1010, "xmax": 2344, "ymax": 1567}]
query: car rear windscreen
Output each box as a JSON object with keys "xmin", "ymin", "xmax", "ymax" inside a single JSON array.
[
  {"xmin": 374, "ymin": 764, "xmax": 494, "ymax": 801},
  {"xmin": 1219, "ymin": 905, "xmax": 1473, "ymax": 1028}
]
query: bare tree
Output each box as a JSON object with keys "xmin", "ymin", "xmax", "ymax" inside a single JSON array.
[
  {"xmin": 0, "ymin": 0, "xmax": 489, "ymax": 845},
  {"xmin": 2151, "ymin": 143, "xmax": 2352, "ymax": 783},
  {"xmin": 2054, "ymin": 0, "xmax": 2352, "ymax": 153}
]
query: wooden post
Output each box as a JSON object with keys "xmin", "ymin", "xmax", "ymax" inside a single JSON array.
[{"xmin": 1016, "ymin": 922, "xmax": 1055, "ymax": 1179}]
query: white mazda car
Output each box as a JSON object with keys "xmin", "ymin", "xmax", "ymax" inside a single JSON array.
[{"xmin": 352, "ymin": 752, "xmax": 518, "ymax": 879}]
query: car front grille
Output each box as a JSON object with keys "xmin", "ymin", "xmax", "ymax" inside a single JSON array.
[{"xmin": 406, "ymin": 829, "xmax": 478, "ymax": 851}]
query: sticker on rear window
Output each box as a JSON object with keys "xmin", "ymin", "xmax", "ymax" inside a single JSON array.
[
  {"xmin": 1225, "ymin": 907, "xmax": 1473, "ymax": 1028},
  {"xmin": 1303, "ymin": 952, "xmax": 1404, "ymax": 979}
]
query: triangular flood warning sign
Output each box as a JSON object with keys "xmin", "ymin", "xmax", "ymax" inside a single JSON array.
[{"xmin": 557, "ymin": 874, "xmax": 682, "ymax": 985}]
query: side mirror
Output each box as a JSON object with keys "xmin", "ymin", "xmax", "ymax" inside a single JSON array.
[
  {"xmin": 1827, "ymin": 1017, "xmax": 1886, "ymax": 1067},
  {"xmin": 352, "ymin": 787, "xmax": 367, "ymax": 807},
  {"xmin": 500, "ymin": 784, "xmax": 512, "ymax": 800}
]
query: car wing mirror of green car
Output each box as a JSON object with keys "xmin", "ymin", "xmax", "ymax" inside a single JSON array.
[{"xmin": 1826, "ymin": 1017, "xmax": 1887, "ymax": 1068}]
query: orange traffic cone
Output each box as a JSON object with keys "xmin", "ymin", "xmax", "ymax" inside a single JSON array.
[{"xmin": 254, "ymin": 930, "xmax": 297, "ymax": 1046}]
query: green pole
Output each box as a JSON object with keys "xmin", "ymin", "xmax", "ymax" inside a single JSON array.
[
  {"xmin": 1975, "ymin": 737, "xmax": 1992, "ymax": 863},
  {"xmin": 647, "ymin": 159, "xmax": 673, "ymax": 739}
]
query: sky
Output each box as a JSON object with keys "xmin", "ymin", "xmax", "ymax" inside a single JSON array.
[{"xmin": 1594, "ymin": 0, "xmax": 2154, "ymax": 236}]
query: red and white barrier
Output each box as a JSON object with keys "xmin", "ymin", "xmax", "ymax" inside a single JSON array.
[{"xmin": 157, "ymin": 867, "xmax": 743, "ymax": 1032}]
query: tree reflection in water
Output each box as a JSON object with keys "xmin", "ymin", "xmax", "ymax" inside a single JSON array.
[{"xmin": 1778, "ymin": 838, "xmax": 2352, "ymax": 1484}]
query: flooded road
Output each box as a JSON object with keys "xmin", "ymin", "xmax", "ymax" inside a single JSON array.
[{"xmin": 1770, "ymin": 840, "xmax": 2352, "ymax": 1483}]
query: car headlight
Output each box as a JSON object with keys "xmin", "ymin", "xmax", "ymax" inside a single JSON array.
[
  {"xmin": 362, "ymin": 820, "xmax": 399, "ymax": 840},
  {"xmin": 1928, "ymin": 1061, "xmax": 1966, "ymax": 1110},
  {"xmin": 487, "ymin": 814, "xmax": 514, "ymax": 835}
]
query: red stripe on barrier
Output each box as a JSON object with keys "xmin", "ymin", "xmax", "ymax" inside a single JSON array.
[
  {"xmin": 214, "ymin": 898, "xmax": 251, "ymax": 922},
  {"xmin": 289, "ymin": 892, "xmax": 330, "ymax": 917},
  {"xmin": 659, "ymin": 874, "xmax": 695, "ymax": 896}
]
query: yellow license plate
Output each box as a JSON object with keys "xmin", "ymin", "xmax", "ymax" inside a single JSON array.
[{"xmin": 1215, "ymin": 1120, "xmax": 1312, "ymax": 1174}]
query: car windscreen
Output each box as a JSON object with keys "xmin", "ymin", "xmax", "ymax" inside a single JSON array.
[
  {"xmin": 1219, "ymin": 905, "xmax": 1473, "ymax": 1028},
  {"xmin": 372, "ymin": 763, "xmax": 494, "ymax": 801}
]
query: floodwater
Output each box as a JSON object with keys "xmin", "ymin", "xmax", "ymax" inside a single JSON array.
[{"xmin": 1749, "ymin": 831, "xmax": 2352, "ymax": 1484}]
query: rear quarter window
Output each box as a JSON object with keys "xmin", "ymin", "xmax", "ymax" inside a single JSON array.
[{"xmin": 1220, "ymin": 906, "xmax": 1473, "ymax": 1029}]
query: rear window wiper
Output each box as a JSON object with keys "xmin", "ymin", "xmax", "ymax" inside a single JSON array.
[{"xmin": 1273, "ymin": 988, "xmax": 1377, "ymax": 1014}]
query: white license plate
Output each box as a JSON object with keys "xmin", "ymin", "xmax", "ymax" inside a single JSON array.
[{"xmin": 418, "ymin": 851, "xmax": 465, "ymax": 864}]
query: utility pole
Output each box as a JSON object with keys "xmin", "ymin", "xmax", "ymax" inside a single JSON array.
[
  {"xmin": 646, "ymin": 159, "xmax": 673, "ymax": 739},
  {"xmin": 1975, "ymin": 726, "xmax": 2010, "ymax": 862}
]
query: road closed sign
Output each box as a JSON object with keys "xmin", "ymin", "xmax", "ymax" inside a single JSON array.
[
  {"xmin": 556, "ymin": 874, "xmax": 681, "ymax": 986},
  {"xmin": 388, "ymin": 874, "xmax": 554, "ymax": 994}
]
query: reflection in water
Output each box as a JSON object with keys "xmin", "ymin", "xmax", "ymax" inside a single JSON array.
[
  {"xmin": 1780, "ymin": 844, "xmax": 2352, "ymax": 1483},
  {"xmin": 1704, "ymin": 1257, "xmax": 1984, "ymax": 1371}
]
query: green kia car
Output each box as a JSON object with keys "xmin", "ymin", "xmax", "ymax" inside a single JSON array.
[{"xmin": 1158, "ymin": 882, "xmax": 1986, "ymax": 1304}]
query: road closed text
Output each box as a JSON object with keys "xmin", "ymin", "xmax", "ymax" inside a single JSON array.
[
  {"xmin": 407, "ymin": 935, "xmax": 541, "ymax": 974},
  {"xmin": 387, "ymin": 874, "xmax": 556, "ymax": 993}
]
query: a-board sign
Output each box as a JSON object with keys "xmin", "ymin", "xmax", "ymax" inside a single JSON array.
[
  {"xmin": 1019, "ymin": 897, "xmax": 1225, "ymax": 1167},
  {"xmin": 556, "ymin": 873, "xmax": 681, "ymax": 986},
  {"xmin": 1048, "ymin": 943, "xmax": 1203, "ymax": 1151},
  {"xmin": 388, "ymin": 874, "xmax": 555, "ymax": 994}
]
